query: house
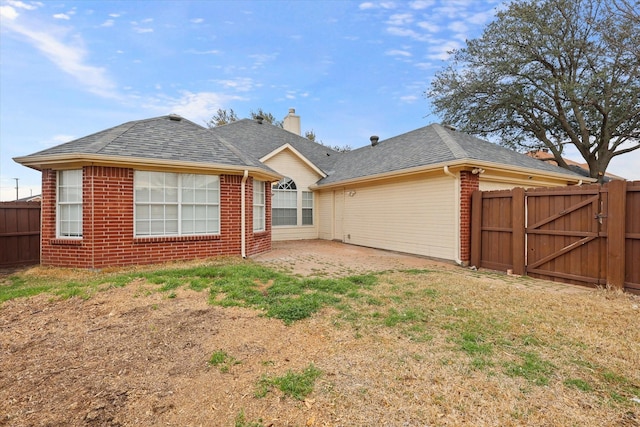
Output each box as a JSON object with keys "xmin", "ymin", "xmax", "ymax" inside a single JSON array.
[
  {"xmin": 14, "ymin": 110, "xmax": 588, "ymax": 268},
  {"xmin": 526, "ymin": 149, "xmax": 624, "ymax": 181}
]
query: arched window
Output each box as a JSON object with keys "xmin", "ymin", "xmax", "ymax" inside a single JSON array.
[{"xmin": 272, "ymin": 177, "xmax": 297, "ymax": 226}]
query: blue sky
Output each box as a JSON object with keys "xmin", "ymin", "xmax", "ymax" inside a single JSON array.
[{"xmin": 1, "ymin": 0, "xmax": 638, "ymax": 201}]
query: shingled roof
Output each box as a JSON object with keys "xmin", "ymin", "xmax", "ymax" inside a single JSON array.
[
  {"xmin": 18, "ymin": 115, "xmax": 265, "ymax": 169},
  {"xmin": 319, "ymin": 123, "xmax": 584, "ymax": 184},
  {"xmin": 15, "ymin": 115, "xmax": 585, "ymax": 185},
  {"xmin": 209, "ymin": 118, "xmax": 341, "ymax": 175}
]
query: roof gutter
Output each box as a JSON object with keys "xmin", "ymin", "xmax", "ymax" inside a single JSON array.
[
  {"xmin": 241, "ymin": 170, "xmax": 248, "ymax": 259},
  {"xmin": 310, "ymin": 159, "xmax": 590, "ymax": 190},
  {"xmin": 443, "ymin": 166, "xmax": 464, "ymax": 266}
]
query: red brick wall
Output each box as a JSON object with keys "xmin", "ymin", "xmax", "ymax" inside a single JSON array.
[
  {"xmin": 40, "ymin": 167, "xmax": 271, "ymax": 268},
  {"xmin": 459, "ymin": 170, "xmax": 480, "ymax": 265}
]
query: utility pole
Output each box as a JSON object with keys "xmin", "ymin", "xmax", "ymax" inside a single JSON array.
[{"xmin": 13, "ymin": 178, "xmax": 19, "ymax": 201}]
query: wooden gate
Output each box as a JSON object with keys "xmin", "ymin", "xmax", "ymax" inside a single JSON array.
[
  {"xmin": 471, "ymin": 180, "xmax": 639, "ymax": 294},
  {"xmin": 0, "ymin": 202, "xmax": 41, "ymax": 268},
  {"xmin": 525, "ymin": 185, "xmax": 605, "ymax": 286}
]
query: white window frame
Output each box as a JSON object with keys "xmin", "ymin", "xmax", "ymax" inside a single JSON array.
[
  {"xmin": 253, "ymin": 180, "xmax": 265, "ymax": 232},
  {"xmin": 134, "ymin": 171, "xmax": 220, "ymax": 237},
  {"xmin": 302, "ymin": 191, "xmax": 314, "ymax": 226},
  {"xmin": 272, "ymin": 177, "xmax": 298, "ymax": 226},
  {"xmin": 57, "ymin": 169, "xmax": 83, "ymax": 238}
]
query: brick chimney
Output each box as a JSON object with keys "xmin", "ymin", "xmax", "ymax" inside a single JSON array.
[{"xmin": 283, "ymin": 108, "xmax": 301, "ymax": 135}]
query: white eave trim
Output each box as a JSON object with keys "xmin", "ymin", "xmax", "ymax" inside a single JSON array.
[
  {"xmin": 310, "ymin": 159, "xmax": 592, "ymax": 190},
  {"xmin": 259, "ymin": 143, "xmax": 327, "ymax": 178},
  {"xmin": 13, "ymin": 153, "xmax": 283, "ymax": 181}
]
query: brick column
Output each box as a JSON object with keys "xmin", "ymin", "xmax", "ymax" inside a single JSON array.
[{"xmin": 459, "ymin": 170, "xmax": 480, "ymax": 265}]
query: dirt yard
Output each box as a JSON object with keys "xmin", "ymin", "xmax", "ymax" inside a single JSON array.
[{"xmin": 1, "ymin": 241, "xmax": 637, "ymax": 427}]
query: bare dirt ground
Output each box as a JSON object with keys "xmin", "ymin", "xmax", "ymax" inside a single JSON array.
[{"xmin": 1, "ymin": 241, "xmax": 635, "ymax": 427}]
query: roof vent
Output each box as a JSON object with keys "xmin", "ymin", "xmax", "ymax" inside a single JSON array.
[
  {"xmin": 442, "ymin": 123, "xmax": 457, "ymax": 131},
  {"xmin": 256, "ymin": 115, "xmax": 264, "ymax": 124},
  {"xmin": 370, "ymin": 135, "xmax": 379, "ymax": 146},
  {"xmin": 168, "ymin": 114, "xmax": 182, "ymax": 121}
]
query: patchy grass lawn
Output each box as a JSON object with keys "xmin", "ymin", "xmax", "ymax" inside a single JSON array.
[{"xmin": 1, "ymin": 259, "xmax": 639, "ymax": 426}]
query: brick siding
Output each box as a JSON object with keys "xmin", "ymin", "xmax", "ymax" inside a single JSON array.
[
  {"xmin": 459, "ymin": 170, "xmax": 480, "ymax": 265},
  {"xmin": 40, "ymin": 167, "xmax": 271, "ymax": 268}
]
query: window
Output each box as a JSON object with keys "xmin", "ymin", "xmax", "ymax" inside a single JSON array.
[
  {"xmin": 272, "ymin": 177, "xmax": 297, "ymax": 226},
  {"xmin": 302, "ymin": 191, "xmax": 313, "ymax": 225},
  {"xmin": 57, "ymin": 169, "xmax": 83, "ymax": 238},
  {"xmin": 253, "ymin": 180, "xmax": 265, "ymax": 232},
  {"xmin": 134, "ymin": 171, "xmax": 219, "ymax": 236}
]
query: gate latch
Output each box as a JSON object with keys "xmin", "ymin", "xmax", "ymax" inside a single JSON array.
[{"xmin": 594, "ymin": 213, "xmax": 607, "ymax": 224}]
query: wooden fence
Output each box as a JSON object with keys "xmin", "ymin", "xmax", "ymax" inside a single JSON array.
[
  {"xmin": 470, "ymin": 180, "xmax": 640, "ymax": 294},
  {"xmin": 0, "ymin": 202, "xmax": 41, "ymax": 268}
]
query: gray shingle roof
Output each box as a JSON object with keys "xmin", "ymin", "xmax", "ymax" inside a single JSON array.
[
  {"xmin": 209, "ymin": 119, "xmax": 341, "ymax": 175},
  {"xmin": 16, "ymin": 116, "xmax": 584, "ymax": 185},
  {"xmin": 318, "ymin": 123, "xmax": 583, "ymax": 184},
  {"xmin": 21, "ymin": 115, "xmax": 266, "ymax": 169}
]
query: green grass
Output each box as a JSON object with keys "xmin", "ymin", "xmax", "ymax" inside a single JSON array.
[
  {"xmin": 208, "ymin": 350, "xmax": 240, "ymax": 373},
  {"xmin": 0, "ymin": 262, "xmax": 378, "ymax": 325},
  {"xmin": 255, "ymin": 364, "xmax": 322, "ymax": 400}
]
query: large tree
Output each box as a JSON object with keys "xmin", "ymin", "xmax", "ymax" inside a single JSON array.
[{"xmin": 428, "ymin": 0, "xmax": 640, "ymax": 182}]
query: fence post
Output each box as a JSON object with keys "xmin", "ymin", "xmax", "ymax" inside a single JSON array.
[
  {"xmin": 512, "ymin": 187, "xmax": 526, "ymax": 276},
  {"xmin": 470, "ymin": 190, "xmax": 482, "ymax": 268},
  {"xmin": 606, "ymin": 180, "xmax": 627, "ymax": 290}
]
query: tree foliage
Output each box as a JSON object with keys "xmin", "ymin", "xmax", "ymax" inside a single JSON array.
[{"xmin": 428, "ymin": 0, "xmax": 640, "ymax": 182}]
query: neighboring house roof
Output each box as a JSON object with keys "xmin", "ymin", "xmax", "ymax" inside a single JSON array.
[
  {"xmin": 527, "ymin": 150, "xmax": 624, "ymax": 181},
  {"xmin": 319, "ymin": 124, "xmax": 586, "ymax": 185},
  {"xmin": 209, "ymin": 118, "xmax": 341, "ymax": 176}
]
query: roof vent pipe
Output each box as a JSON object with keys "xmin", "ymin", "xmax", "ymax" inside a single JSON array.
[
  {"xmin": 168, "ymin": 114, "xmax": 182, "ymax": 121},
  {"xmin": 370, "ymin": 135, "xmax": 379, "ymax": 146},
  {"xmin": 256, "ymin": 115, "xmax": 264, "ymax": 124}
]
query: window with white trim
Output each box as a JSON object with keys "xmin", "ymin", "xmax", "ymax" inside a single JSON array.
[
  {"xmin": 302, "ymin": 191, "xmax": 313, "ymax": 225},
  {"xmin": 134, "ymin": 171, "xmax": 219, "ymax": 236},
  {"xmin": 272, "ymin": 177, "xmax": 297, "ymax": 226},
  {"xmin": 57, "ymin": 169, "xmax": 83, "ymax": 238},
  {"xmin": 253, "ymin": 180, "xmax": 265, "ymax": 232}
]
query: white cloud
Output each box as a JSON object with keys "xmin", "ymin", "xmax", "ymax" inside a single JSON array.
[
  {"xmin": 53, "ymin": 13, "xmax": 70, "ymax": 20},
  {"xmin": 417, "ymin": 20, "xmax": 439, "ymax": 32},
  {"xmin": 386, "ymin": 26, "xmax": 428, "ymax": 42},
  {"xmin": 1, "ymin": 13, "xmax": 118, "ymax": 98},
  {"xmin": 134, "ymin": 27, "xmax": 153, "ymax": 34},
  {"xmin": 427, "ymin": 39, "xmax": 463, "ymax": 60},
  {"xmin": 186, "ymin": 48, "xmax": 220, "ymax": 55},
  {"xmin": 385, "ymin": 49, "xmax": 411, "ymax": 57},
  {"xmin": 190, "ymin": 18, "xmax": 204, "ymax": 24},
  {"xmin": 409, "ymin": 0, "xmax": 435, "ymax": 10},
  {"xmin": 359, "ymin": 1, "xmax": 396, "ymax": 10},
  {"xmin": 214, "ymin": 77, "xmax": 257, "ymax": 92},
  {"xmin": 448, "ymin": 21, "xmax": 468, "ymax": 34},
  {"xmin": 109, "ymin": 13, "xmax": 120, "ymax": 18},
  {"xmin": 399, "ymin": 95, "xmax": 418, "ymax": 103},
  {"xmin": 387, "ymin": 13, "xmax": 413, "ymax": 26},
  {"xmin": 6, "ymin": 0, "xmax": 39, "ymax": 11},
  {"xmin": 0, "ymin": 5, "xmax": 19, "ymax": 19},
  {"xmin": 249, "ymin": 53, "xmax": 278, "ymax": 69},
  {"xmin": 146, "ymin": 91, "xmax": 245, "ymax": 124},
  {"xmin": 100, "ymin": 19, "xmax": 114, "ymax": 27},
  {"xmin": 43, "ymin": 134, "xmax": 76, "ymax": 147}
]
